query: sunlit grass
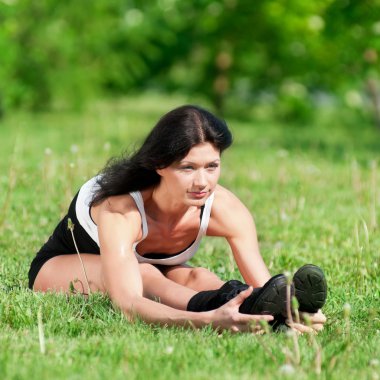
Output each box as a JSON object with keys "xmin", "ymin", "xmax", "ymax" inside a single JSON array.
[{"xmin": 0, "ymin": 94, "xmax": 379, "ymax": 379}]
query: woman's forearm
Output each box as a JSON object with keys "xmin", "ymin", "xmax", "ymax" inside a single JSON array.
[
  {"xmin": 110, "ymin": 282, "xmax": 274, "ymax": 332},
  {"xmin": 235, "ymin": 251, "xmax": 271, "ymax": 287},
  {"xmin": 115, "ymin": 294, "xmax": 213, "ymax": 328}
]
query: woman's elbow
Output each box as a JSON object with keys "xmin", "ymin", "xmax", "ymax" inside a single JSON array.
[{"xmin": 107, "ymin": 287, "xmax": 143, "ymax": 318}]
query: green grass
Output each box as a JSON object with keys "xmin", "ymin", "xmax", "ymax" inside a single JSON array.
[{"xmin": 0, "ymin": 93, "xmax": 379, "ymax": 380}]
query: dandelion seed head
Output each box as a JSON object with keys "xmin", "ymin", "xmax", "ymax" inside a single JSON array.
[
  {"xmin": 283, "ymin": 271, "xmax": 292, "ymax": 284},
  {"xmin": 67, "ymin": 218, "xmax": 74, "ymax": 231},
  {"xmin": 165, "ymin": 346, "xmax": 174, "ymax": 354},
  {"xmin": 343, "ymin": 303, "xmax": 351, "ymax": 318},
  {"xmin": 279, "ymin": 364, "xmax": 295, "ymax": 375},
  {"xmin": 44, "ymin": 148, "xmax": 52, "ymax": 156},
  {"xmin": 283, "ymin": 271, "xmax": 291, "ymax": 279},
  {"xmin": 70, "ymin": 144, "xmax": 79, "ymax": 154}
]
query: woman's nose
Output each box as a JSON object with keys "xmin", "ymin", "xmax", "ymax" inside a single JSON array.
[{"xmin": 193, "ymin": 169, "xmax": 207, "ymax": 187}]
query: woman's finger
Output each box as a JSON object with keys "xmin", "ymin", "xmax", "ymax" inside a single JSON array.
[
  {"xmin": 234, "ymin": 313, "xmax": 274, "ymax": 323},
  {"xmin": 230, "ymin": 323, "xmax": 265, "ymax": 334},
  {"xmin": 226, "ymin": 287, "xmax": 273, "ymax": 319},
  {"xmin": 300, "ymin": 310, "xmax": 327, "ymax": 324},
  {"xmin": 286, "ymin": 321, "xmax": 315, "ymax": 334},
  {"xmin": 311, "ymin": 323, "xmax": 324, "ymax": 332},
  {"xmin": 228, "ymin": 286, "xmax": 254, "ymax": 306}
]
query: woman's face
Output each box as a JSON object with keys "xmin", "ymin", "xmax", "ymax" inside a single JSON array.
[{"xmin": 157, "ymin": 142, "xmax": 221, "ymax": 206}]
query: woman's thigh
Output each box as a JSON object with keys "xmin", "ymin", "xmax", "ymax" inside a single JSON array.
[
  {"xmin": 33, "ymin": 254, "xmax": 105, "ymax": 294},
  {"xmin": 33, "ymin": 255, "xmax": 167, "ymax": 294},
  {"xmin": 160, "ymin": 264, "xmax": 224, "ymax": 291}
]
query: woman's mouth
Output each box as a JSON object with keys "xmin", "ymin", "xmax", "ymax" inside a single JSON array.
[{"xmin": 188, "ymin": 191, "xmax": 208, "ymax": 199}]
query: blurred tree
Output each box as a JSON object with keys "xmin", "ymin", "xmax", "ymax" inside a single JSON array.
[
  {"xmin": 321, "ymin": 0, "xmax": 380, "ymax": 128},
  {"xmin": 0, "ymin": 0, "xmax": 379, "ymax": 126}
]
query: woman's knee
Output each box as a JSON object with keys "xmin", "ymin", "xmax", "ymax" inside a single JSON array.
[{"xmin": 187, "ymin": 267, "xmax": 219, "ymax": 287}]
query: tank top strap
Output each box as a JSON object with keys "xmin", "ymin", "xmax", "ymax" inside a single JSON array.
[
  {"xmin": 199, "ymin": 192, "xmax": 215, "ymax": 235},
  {"xmin": 129, "ymin": 191, "xmax": 149, "ymax": 240}
]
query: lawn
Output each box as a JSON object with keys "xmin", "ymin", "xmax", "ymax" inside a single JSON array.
[{"xmin": 0, "ymin": 94, "xmax": 379, "ymax": 380}]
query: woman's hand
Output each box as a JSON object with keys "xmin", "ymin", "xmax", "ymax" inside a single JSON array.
[
  {"xmin": 208, "ymin": 287, "xmax": 274, "ymax": 333},
  {"xmin": 286, "ymin": 310, "xmax": 327, "ymax": 334}
]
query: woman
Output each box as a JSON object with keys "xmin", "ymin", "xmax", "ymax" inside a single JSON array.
[{"xmin": 28, "ymin": 105, "xmax": 326, "ymax": 332}]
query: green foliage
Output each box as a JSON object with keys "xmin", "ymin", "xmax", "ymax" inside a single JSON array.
[{"xmin": 0, "ymin": 0, "xmax": 379, "ymax": 121}]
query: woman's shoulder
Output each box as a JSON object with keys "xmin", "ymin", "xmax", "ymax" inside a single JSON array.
[
  {"xmin": 103, "ymin": 194, "xmax": 138, "ymax": 213},
  {"xmin": 208, "ymin": 185, "xmax": 252, "ymax": 236},
  {"xmin": 94, "ymin": 187, "xmax": 151, "ymax": 213},
  {"xmin": 213, "ymin": 184, "xmax": 244, "ymax": 209},
  {"xmin": 91, "ymin": 191, "xmax": 145, "ymax": 227}
]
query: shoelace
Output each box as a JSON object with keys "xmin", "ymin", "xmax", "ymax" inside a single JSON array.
[{"xmin": 222, "ymin": 285, "xmax": 249, "ymax": 301}]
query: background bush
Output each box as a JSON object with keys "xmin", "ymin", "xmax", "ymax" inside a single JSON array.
[{"xmin": 0, "ymin": 0, "xmax": 379, "ymax": 124}]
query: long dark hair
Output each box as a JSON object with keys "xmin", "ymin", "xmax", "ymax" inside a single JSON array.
[{"xmin": 91, "ymin": 105, "xmax": 232, "ymax": 205}]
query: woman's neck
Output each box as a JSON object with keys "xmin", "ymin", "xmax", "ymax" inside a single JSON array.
[{"xmin": 144, "ymin": 183, "xmax": 193, "ymax": 224}]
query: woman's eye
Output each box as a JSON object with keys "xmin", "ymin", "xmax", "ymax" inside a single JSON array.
[
  {"xmin": 207, "ymin": 164, "xmax": 219, "ymax": 170},
  {"xmin": 181, "ymin": 166, "xmax": 194, "ymax": 171}
]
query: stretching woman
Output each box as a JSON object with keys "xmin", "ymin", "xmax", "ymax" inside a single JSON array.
[{"xmin": 28, "ymin": 105, "xmax": 327, "ymax": 332}]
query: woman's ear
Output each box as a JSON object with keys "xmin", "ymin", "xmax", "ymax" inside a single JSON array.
[{"xmin": 156, "ymin": 165, "xmax": 170, "ymax": 177}]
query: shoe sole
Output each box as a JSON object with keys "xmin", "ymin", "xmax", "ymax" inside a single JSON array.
[
  {"xmin": 293, "ymin": 264, "xmax": 327, "ymax": 313},
  {"xmin": 245, "ymin": 274, "xmax": 293, "ymax": 317}
]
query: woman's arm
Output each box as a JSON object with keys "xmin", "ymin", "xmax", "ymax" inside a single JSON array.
[
  {"xmin": 208, "ymin": 187, "xmax": 271, "ymax": 287},
  {"xmin": 209, "ymin": 187, "xmax": 327, "ymax": 333},
  {"xmin": 97, "ymin": 200, "xmax": 273, "ymax": 331}
]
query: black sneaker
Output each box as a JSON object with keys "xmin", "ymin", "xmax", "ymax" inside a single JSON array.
[
  {"xmin": 219, "ymin": 280, "xmax": 249, "ymax": 301},
  {"xmin": 239, "ymin": 274, "xmax": 293, "ymax": 317},
  {"xmin": 293, "ymin": 264, "xmax": 327, "ymax": 313}
]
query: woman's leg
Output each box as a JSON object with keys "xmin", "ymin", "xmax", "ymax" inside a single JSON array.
[
  {"xmin": 159, "ymin": 264, "xmax": 225, "ymax": 291},
  {"xmin": 33, "ymin": 254, "xmax": 197, "ymax": 310},
  {"xmin": 33, "ymin": 254, "xmax": 105, "ymax": 293}
]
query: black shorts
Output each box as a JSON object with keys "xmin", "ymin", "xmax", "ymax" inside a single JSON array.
[{"xmin": 28, "ymin": 193, "xmax": 100, "ymax": 289}]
